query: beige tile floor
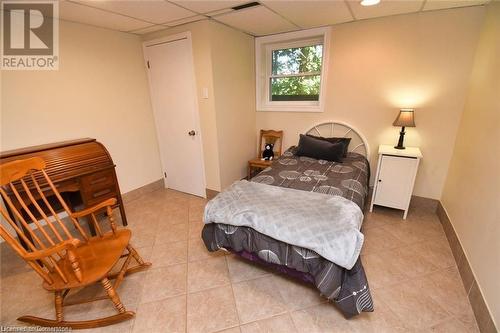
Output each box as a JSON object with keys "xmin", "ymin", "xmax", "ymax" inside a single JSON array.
[{"xmin": 0, "ymin": 188, "xmax": 480, "ymax": 332}]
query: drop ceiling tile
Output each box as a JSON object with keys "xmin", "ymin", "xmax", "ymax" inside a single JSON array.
[
  {"xmin": 129, "ymin": 24, "xmax": 169, "ymax": 34},
  {"xmin": 60, "ymin": 1, "xmax": 150, "ymax": 31},
  {"xmin": 422, "ymin": 0, "xmax": 487, "ymax": 11},
  {"xmin": 71, "ymin": 0, "xmax": 196, "ymax": 24},
  {"xmin": 348, "ymin": 0, "xmax": 424, "ymax": 20},
  {"xmin": 262, "ymin": 0, "xmax": 354, "ymax": 28},
  {"xmin": 214, "ymin": 5, "xmax": 298, "ymax": 36},
  {"xmin": 206, "ymin": 8, "xmax": 234, "ymax": 17},
  {"xmin": 165, "ymin": 15, "xmax": 206, "ymax": 27},
  {"xmin": 171, "ymin": 1, "xmax": 245, "ymax": 14}
]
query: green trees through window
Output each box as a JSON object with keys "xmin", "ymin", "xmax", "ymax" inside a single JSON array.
[{"xmin": 270, "ymin": 44, "xmax": 323, "ymax": 101}]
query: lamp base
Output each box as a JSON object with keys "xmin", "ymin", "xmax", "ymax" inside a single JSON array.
[{"xmin": 394, "ymin": 126, "xmax": 406, "ymax": 150}]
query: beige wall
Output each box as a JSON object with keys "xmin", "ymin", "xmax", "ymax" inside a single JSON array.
[
  {"xmin": 1, "ymin": 20, "xmax": 162, "ymax": 194},
  {"xmin": 144, "ymin": 20, "xmax": 255, "ymax": 191},
  {"xmin": 256, "ymin": 7, "xmax": 485, "ymax": 199},
  {"xmin": 441, "ymin": 2, "xmax": 500, "ymax": 327},
  {"xmin": 210, "ymin": 23, "xmax": 255, "ymax": 189}
]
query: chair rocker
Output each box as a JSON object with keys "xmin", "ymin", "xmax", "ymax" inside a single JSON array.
[{"xmin": 0, "ymin": 157, "xmax": 151, "ymax": 329}]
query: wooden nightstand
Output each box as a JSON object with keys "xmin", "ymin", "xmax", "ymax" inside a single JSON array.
[
  {"xmin": 370, "ymin": 145, "xmax": 423, "ymax": 219},
  {"xmin": 247, "ymin": 158, "xmax": 272, "ymax": 179}
]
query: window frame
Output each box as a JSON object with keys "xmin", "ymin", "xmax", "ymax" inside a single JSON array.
[{"xmin": 256, "ymin": 27, "xmax": 331, "ymax": 113}]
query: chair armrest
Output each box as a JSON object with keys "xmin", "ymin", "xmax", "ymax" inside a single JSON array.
[
  {"xmin": 71, "ymin": 198, "xmax": 117, "ymax": 219},
  {"xmin": 24, "ymin": 239, "xmax": 81, "ymax": 261}
]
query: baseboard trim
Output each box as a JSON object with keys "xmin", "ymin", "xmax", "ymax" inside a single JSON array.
[
  {"xmin": 409, "ymin": 195, "xmax": 439, "ymax": 213},
  {"xmin": 206, "ymin": 189, "xmax": 219, "ymax": 200},
  {"xmin": 437, "ymin": 202, "xmax": 497, "ymax": 333},
  {"xmin": 122, "ymin": 179, "xmax": 163, "ymax": 204},
  {"xmin": 122, "ymin": 181, "xmax": 220, "ymax": 203}
]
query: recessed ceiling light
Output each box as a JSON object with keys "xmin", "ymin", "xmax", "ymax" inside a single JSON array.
[{"xmin": 360, "ymin": 0, "xmax": 380, "ymax": 6}]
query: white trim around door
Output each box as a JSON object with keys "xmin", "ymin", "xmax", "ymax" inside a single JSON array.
[{"xmin": 143, "ymin": 32, "xmax": 207, "ymax": 198}]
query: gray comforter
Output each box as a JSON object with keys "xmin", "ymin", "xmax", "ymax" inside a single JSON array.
[
  {"xmin": 202, "ymin": 148, "xmax": 373, "ymax": 318},
  {"xmin": 204, "ymin": 180, "xmax": 364, "ymax": 270}
]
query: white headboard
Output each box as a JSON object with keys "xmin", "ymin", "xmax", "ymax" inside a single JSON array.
[{"xmin": 305, "ymin": 121, "xmax": 370, "ymax": 158}]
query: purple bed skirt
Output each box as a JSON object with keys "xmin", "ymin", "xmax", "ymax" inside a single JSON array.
[{"xmin": 231, "ymin": 248, "xmax": 316, "ymax": 285}]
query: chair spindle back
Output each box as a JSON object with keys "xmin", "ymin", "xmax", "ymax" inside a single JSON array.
[{"xmin": 0, "ymin": 157, "xmax": 88, "ymax": 285}]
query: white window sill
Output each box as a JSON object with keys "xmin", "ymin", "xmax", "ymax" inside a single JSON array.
[{"xmin": 257, "ymin": 105, "xmax": 323, "ymax": 112}]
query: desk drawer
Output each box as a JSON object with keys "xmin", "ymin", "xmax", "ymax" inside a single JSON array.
[
  {"xmin": 80, "ymin": 170, "xmax": 118, "ymax": 206},
  {"xmin": 80, "ymin": 170, "xmax": 115, "ymax": 188}
]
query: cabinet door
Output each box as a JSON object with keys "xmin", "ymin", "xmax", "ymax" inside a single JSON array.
[{"xmin": 374, "ymin": 155, "xmax": 417, "ymax": 209}]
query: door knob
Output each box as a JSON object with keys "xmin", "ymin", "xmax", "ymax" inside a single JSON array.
[{"xmin": 188, "ymin": 130, "xmax": 196, "ymax": 136}]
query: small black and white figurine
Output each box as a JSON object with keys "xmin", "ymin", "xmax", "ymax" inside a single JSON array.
[{"xmin": 262, "ymin": 143, "xmax": 274, "ymax": 161}]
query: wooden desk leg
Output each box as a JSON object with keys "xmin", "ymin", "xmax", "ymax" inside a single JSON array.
[
  {"xmin": 117, "ymin": 199, "xmax": 128, "ymax": 226},
  {"xmin": 247, "ymin": 164, "xmax": 252, "ymax": 180},
  {"xmin": 86, "ymin": 216, "xmax": 97, "ymax": 236},
  {"xmin": 65, "ymin": 192, "xmax": 96, "ymax": 236},
  {"xmin": 113, "ymin": 178, "xmax": 128, "ymax": 226}
]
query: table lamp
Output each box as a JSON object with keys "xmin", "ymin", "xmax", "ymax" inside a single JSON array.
[{"xmin": 393, "ymin": 109, "xmax": 415, "ymax": 150}]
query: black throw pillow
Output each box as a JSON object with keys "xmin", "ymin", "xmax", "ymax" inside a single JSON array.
[
  {"xmin": 306, "ymin": 134, "xmax": 351, "ymax": 157},
  {"xmin": 296, "ymin": 134, "xmax": 344, "ymax": 162}
]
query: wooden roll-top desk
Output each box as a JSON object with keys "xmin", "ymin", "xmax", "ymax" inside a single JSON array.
[{"xmin": 0, "ymin": 138, "xmax": 128, "ymax": 232}]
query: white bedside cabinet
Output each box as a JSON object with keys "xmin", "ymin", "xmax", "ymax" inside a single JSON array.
[{"xmin": 370, "ymin": 145, "xmax": 422, "ymax": 219}]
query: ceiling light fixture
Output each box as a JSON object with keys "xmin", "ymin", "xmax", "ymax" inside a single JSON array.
[{"xmin": 360, "ymin": 0, "xmax": 380, "ymax": 6}]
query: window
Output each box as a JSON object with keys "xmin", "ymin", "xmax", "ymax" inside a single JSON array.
[
  {"xmin": 270, "ymin": 43, "xmax": 323, "ymax": 102},
  {"xmin": 256, "ymin": 28, "xmax": 330, "ymax": 112}
]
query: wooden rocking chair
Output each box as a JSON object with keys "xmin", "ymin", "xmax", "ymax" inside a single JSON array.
[{"xmin": 0, "ymin": 157, "xmax": 151, "ymax": 329}]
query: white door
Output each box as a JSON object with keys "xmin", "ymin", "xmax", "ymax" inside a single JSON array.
[
  {"xmin": 373, "ymin": 155, "xmax": 416, "ymax": 209},
  {"xmin": 144, "ymin": 36, "xmax": 206, "ymax": 198}
]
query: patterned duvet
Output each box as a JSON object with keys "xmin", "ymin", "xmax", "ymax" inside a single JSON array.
[
  {"xmin": 253, "ymin": 147, "xmax": 369, "ymax": 211},
  {"xmin": 202, "ymin": 147, "xmax": 374, "ymax": 318}
]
